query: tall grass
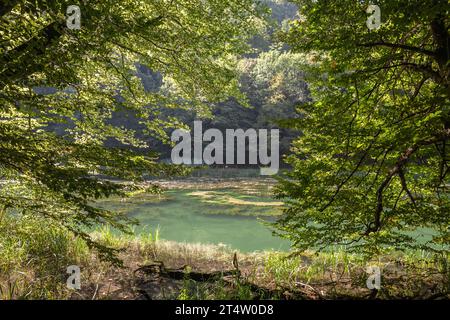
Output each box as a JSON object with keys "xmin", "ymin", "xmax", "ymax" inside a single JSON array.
[
  {"xmin": 1, "ymin": 212, "xmax": 448, "ymax": 300},
  {"xmin": 0, "ymin": 214, "xmax": 90, "ymax": 299},
  {"xmin": 0, "ymin": 214, "xmax": 163, "ymax": 300}
]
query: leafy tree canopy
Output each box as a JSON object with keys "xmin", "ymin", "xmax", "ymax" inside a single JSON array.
[
  {"xmin": 275, "ymin": 0, "xmax": 449, "ymax": 255},
  {"xmin": 0, "ymin": 0, "xmax": 264, "ymax": 262}
]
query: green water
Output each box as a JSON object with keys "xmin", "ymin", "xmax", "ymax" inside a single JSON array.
[
  {"xmin": 99, "ymin": 181, "xmax": 444, "ymax": 253},
  {"xmin": 105, "ymin": 186, "xmax": 290, "ymax": 252}
]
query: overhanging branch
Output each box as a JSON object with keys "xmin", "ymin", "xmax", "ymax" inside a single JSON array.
[
  {"xmin": 358, "ymin": 41, "xmax": 437, "ymax": 58},
  {"xmin": 367, "ymin": 129, "xmax": 450, "ymax": 234}
]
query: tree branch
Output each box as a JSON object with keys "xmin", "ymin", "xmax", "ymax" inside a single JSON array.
[
  {"xmin": 0, "ymin": 0, "xmax": 20, "ymax": 17},
  {"xmin": 367, "ymin": 129, "xmax": 450, "ymax": 234},
  {"xmin": 0, "ymin": 19, "xmax": 66, "ymax": 86},
  {"xmin": 358, "ymin": 41, "xmax": 437, "ymax": 58}
]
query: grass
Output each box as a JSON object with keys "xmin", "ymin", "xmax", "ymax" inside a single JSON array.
[
  {"xmin": 0, "ymin": 214, "xmax": 90, "ymax": 299},
  {"xmin": 1, "ymin": 214, "xmax": 449, "ymax": 300}
]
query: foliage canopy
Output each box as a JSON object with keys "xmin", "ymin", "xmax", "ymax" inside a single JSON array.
[
  {"xmin": 274, "ymin": 0, "xmax": 449, "ymax": 255},
  {"xmin": 0, "ymin": 0, "xmax": 264, "ymax": 262}
]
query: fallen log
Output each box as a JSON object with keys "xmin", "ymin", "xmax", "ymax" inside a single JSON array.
[
  {"xmin": 133, "ymin": 260, "xmax": 312, "ymax": 300},
  {"xmin": 134, "ymin": 261, "xmax": 240, "ymax": 281}
]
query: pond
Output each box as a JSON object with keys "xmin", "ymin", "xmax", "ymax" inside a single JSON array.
[{"xmin": 102, "ymin": 180, "xmax": 291, "ymax": 252}]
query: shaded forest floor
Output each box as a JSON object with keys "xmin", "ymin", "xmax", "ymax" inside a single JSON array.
[
  {"xmin": 69, "ymin": 238, "xmax": 450, "ymax": 300},
  {"xmin": 1, "ymin": 216, "xmax": 449, "ymax": 300}
]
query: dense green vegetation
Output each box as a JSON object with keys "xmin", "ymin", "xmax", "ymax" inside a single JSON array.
[
  {"xmin": 0, "ymin": 0, "xmax": 449, "ymax": 300},
  {"xmin": 98, "ymin": 1, "xmax": 308, "ymax": 159},
  {"xmin": 1, "ymin": 215, "xmax": 448, "ymax": 299},
  {"xmin": 274, "ymin": 0, "xmax": 449, "ymax": 255},
  {"xmin": 0, "ymin": 0, "xmax": 264, "ymax": 261}
]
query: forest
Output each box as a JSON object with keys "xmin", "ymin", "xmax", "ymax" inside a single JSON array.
[{"xmin": 0, "ymin": 0, "xmax": 449, "ymax": 303}]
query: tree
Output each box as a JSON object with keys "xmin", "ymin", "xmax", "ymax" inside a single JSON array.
[
  {"xmin": 274, "ymin": 0, "xmax": 449, "ymax": 255},
  {"xmin": 0, "ymin": 0, "xmax": 264, "ymax": 262},
  {"xmin": 239, "ymin": 50, "xmax": 309, "ymax": 154}
]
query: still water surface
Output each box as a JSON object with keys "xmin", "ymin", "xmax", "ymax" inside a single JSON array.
[{"xmin": 108, "ymin": 186, "xmax": 290, "ymax": 252}]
